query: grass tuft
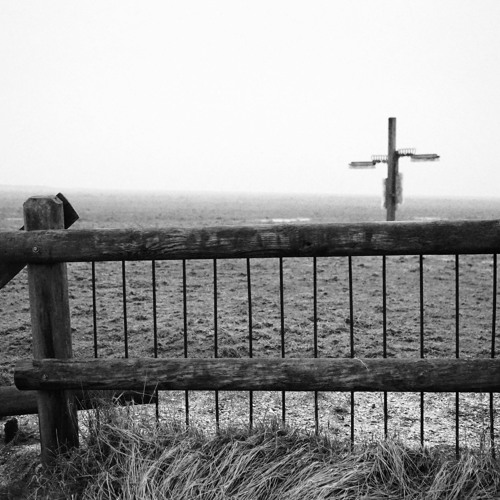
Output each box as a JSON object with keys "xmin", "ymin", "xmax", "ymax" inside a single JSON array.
[{"xmin": 4, "ymin": 400, "xmax": 500, "ymax": 499}]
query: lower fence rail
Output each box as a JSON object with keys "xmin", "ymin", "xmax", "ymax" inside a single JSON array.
[
  {"xmin": 15, "ymin": 357, "xmax": 500, "ymax": 393},
  {"xmin": 0, "ymin": 386, "xmax": 157, "ymax": 417}
]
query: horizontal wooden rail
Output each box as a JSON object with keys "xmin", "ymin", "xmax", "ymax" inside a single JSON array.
[
  {"xmin": 0, "ymin": 386, "xmax": 157, "ymax": 417},
  {"xmin": 15, "ymin": 358, "xmax": 500, "ymax": 393},
  {"xmin": 1, "ymin": 219, "xmax": 500, "ymax": 262}
]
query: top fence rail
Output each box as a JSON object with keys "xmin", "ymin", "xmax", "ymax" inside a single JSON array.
[{"xmin": 1, "ymin": 219, "xmax": 500, "ymax": 263}]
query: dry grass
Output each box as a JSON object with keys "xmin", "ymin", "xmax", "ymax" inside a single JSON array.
[{"xmin": 3, "ymin": 400, "xmax": 500, "ymax": 499}]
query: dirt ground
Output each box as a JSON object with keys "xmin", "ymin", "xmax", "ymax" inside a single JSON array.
[{"xmin": 2, "ymin": 189, "xmax": 500, "ymax": 454}]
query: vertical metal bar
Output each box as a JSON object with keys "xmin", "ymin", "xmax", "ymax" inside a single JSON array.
[
  {"xmin": 152, "ymin": 260, "xmax": 159, "ymax": 421},
  {"xmin": 152, "ymin": 261, "xmax": 158, "ymax": 358},
  {"xmin": 492, "ymin": 254, "xmax": 497, "ymax": 359},
  {"xmin": 279, "ymin": 257, "xmax": 286, "ymax": 424},
  {"xmin": 183, "ymin": 259, "xmax": 189, "ymax": 426},
  {"xmin": 455, "ymin": 255, "xmax": 460, "ymax": 358},
  {"xmin": 455, "ymin": 254, "xmax": 460, "ymax": 458},
  {"xmin": 382, "ymin": 256, "xmax": 388, "ymax": 439},
  {"xmin": 419, "ymin": 254, "xmax": 425, "ymax": 447},
  {"xmin": 247, "ymin": 258, "xmax": 254, "ymax": 429},
  {"xmin": 122, "ymin": 261, "xmax": 128, "ymax": 358},
  {"xmin": 91, "ymin": 261, "xmax": 98, "ymax": 358},
  {"xmin": 91, "ymin": 261, "xmax": 100, "ymax": 432},
  {"xmin": 313, "ymin": 257, "xmax": 319, "ymax": 436},
  {"xmin": 491, "ymin": 253, "xmax": 497, "ymax": 457},
  {"xmin": 213, "ymin": 259, "xmax": 219, "ymax": 430},
  {"xmin": 348, "ymin": 256, "xmax": 355, "ymax": 446},
  {"xmin": 491, "ymin": 393, "xmax": 496, "ymax": 459}
]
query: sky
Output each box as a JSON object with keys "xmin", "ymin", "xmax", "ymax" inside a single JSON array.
[{"xmin": 1, "ymin": 1, "xmax": 500, "ymax": 198}]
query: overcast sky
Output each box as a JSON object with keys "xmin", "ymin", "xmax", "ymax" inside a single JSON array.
[{"xmin": 1, "ymin": 1, "xmax": 500, "ymax": 197}]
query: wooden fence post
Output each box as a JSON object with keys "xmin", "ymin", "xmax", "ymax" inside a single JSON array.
[{"xmin": 23, "ymin": 196, "xmax": 79, "ymax": 463}]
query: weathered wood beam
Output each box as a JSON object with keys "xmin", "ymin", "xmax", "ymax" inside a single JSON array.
[
  {"xmin": 24, "ymin": 196, "xmax": 79, "ymax": 462},
  {"xmin": 1, "ymin": 219, "xmax": 500, "ymax": 262},
  {"xmin": 0, "ymin": 386, "xmax": 158, "ymax": 417},
  {"xmin": 15, "ymin": 358, "xmax": 500, "ymax": 393},
  {"xmin": 0, "ymin": 386, "xmax": 39, "ymax": 416},
  {"xmin": 0, "ymin": 193, "xmax": 78, "ymax": 289}
]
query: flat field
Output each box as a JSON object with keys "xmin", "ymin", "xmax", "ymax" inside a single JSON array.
[{"xmin": 3, "ymin": 189, "xmax": 500, "ymax": 449}]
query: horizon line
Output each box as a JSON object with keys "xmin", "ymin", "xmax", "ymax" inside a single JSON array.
[{"xmin": 1, "ymin": 184, "xmax": 500, "ymax": 201}]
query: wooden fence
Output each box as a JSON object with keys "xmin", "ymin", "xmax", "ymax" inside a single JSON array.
[{"xmin": 2, "ymin": 195, "xmax": 500, "ymax": 463}]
